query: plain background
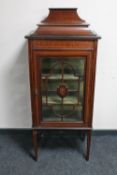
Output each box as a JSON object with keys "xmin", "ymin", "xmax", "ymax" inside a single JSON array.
[{"xmin": 0, "ymin": 0, "xmax": 117, "ymax": 129}]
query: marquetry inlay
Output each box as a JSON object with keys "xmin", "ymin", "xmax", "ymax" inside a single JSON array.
[
  {"xmin": 57, "ymin": 84, "xmax": 68, "ymax": 98},
  {"xmin": 33, "ymin": 40, "xmax": 93, "ymax": 50}
]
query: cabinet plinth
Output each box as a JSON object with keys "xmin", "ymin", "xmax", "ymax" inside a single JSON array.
[{"xmin": 25, "ymin": 8, "xmax": 100, "ymax": 161}]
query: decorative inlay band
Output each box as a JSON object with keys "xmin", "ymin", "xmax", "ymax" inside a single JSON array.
[
  {"xmin": 57, "ymin": 84, "xmax": 68, "ymax": 98},
  {"xmin": 33, "ymin": 40, "xmax": 93, "ymax": 49}
]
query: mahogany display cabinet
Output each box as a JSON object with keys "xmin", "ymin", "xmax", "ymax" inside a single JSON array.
[{"xmin": 25, "ymin": 8, "xmax": 101, "ymax": 161}]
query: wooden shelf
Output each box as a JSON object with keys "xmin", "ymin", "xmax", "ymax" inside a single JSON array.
[
  {"xmin": 42, "ymin": 95, "xmax": 82, "ymax": 105},
  {"xmin": 42, "ymin": 90, "xmax": 79, "ymax": 93},
  {"xmin": 42, "ymin": 74, "xmax": 80, "ymax": 80}
]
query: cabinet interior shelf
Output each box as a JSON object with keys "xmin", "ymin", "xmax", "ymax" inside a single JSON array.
[
  {"xmin": 42, "ymin": 74, "xmax": 84, "ymax": 80},
  {"xmin": 42, "ymin": 95, "xmax": 82, "ymax": 105},
  {"xmin": 42, "ymin": 90, "xmax": 79, "ymax": 92}
]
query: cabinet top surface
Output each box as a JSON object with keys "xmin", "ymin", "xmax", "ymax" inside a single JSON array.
[{"xmin": 26, "ymin": 8, "xmax": 101, "ymax": 40}]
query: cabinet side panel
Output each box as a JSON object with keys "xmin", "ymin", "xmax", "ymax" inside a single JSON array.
[
  {"xmin": 86, "ymin": 41, "xmax": 98, "ymax": 127},
  {"xmin": 28, "ymin": 40, "xmax": 40, "ymax": 126}
]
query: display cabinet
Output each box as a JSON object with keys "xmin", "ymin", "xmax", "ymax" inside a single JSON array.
[{"xmin": 25, "ymin": 8, "xmax": 100, "ymax": 160}]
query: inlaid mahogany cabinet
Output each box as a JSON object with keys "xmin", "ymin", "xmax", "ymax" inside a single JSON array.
[{"xmin": 25, "ymin": 8, "xmax": 100, "ymax": 160}]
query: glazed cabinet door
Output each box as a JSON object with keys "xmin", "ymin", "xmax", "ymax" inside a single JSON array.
[{"xmin": 33, "ymin": 51, "xmax": 94, "ymax": 128}]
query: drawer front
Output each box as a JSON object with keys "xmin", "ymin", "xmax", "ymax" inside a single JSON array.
[{"xmin": 32, "ymin": 40, "xmax": 94, "ymax": 50}]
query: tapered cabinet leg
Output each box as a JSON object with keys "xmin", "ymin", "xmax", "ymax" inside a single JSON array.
[
  {"xmin": 85, "ymin": 130, "xmax": 92, "ymax": 161},
  {"xmin": 80, "ymin": 130, "xmax": 86, "ymax": 141},
  {"xmin": 32, "ymin": 129, "xmax": 38, "ymax": 161}
]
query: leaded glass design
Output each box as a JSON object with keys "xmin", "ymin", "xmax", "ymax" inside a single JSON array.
[{"xmin": 41, "ymin": 57, "xmax": 86, "ymax": 122}]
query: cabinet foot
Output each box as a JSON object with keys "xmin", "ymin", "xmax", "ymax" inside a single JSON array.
[
  {"xmin": 85, "ymin": 130, "xmax": 92, "ymax": 161},
  {"xmin": 32, "ymin": 130, "xmax": 38, "ymax": 161}
]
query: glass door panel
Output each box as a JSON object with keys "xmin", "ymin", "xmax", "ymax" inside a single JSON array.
[{"xmin": 41, "ymin": 57, "xmax": 86, "ymax": 122}]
